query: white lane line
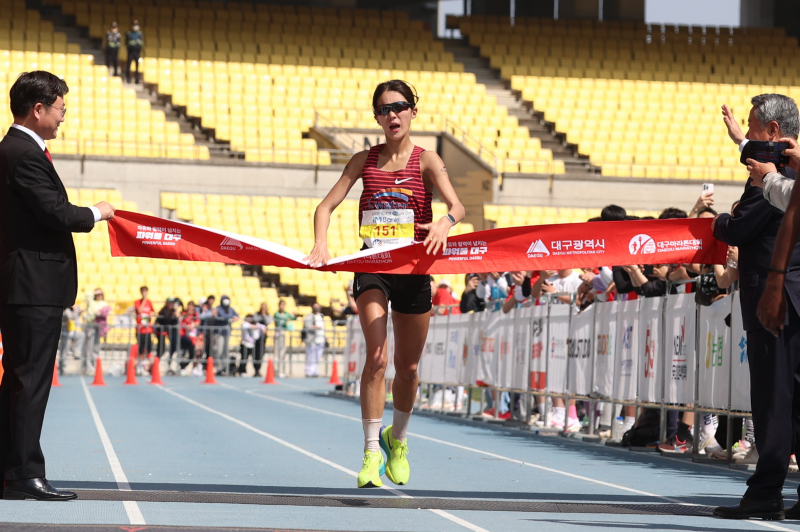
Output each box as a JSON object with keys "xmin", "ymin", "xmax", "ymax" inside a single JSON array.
[
  {"xmin": 80, "ymin": 377, "xmax": 146, "ymax": 525},
  {"xmin": 159, "ymin": 386, "xmax": 490, "ymax": 532},
  {"xmin": 234, "ymin": 386, "xmax": 800, "ymax": 532}
]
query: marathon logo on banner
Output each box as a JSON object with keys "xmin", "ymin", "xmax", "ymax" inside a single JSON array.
[{"xmin": 109, "ymin": 210, "xmax": 727, "ymax": 274}]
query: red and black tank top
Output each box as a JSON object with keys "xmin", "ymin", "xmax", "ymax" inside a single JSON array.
[{"xmin": 358, "ymin": 144, "xmax": 432, "ymax": 248}]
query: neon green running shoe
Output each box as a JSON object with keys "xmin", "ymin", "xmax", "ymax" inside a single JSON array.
[
  {"xmin": 357, "ymin": 449, "xmax": 385, "ymax": 488},
  {"xmin": 380, "ymin": 424, "xmax": 410, "ymax": 485}
]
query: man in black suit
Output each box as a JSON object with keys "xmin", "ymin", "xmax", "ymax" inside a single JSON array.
[
  {"xmin": 713, "ymin": 95, "xmax": 800, "ymax": 520},
  {"xmin": 0, "ymin": 71, "xmax": 115, "ymax": 501}
]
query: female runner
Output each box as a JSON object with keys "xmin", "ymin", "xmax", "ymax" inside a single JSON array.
[{"xmin": 306, "ymin": 80, "xmax": 465, "ymax": 488}]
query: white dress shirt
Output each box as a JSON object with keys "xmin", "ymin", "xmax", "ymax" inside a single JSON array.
[{"xmin": 10, "ymin": 123, "xmax": 100, "ymax": 223}]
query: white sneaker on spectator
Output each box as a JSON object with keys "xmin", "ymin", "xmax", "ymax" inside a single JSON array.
[
  {"xmin": 712, "ymin": 440, "xmax": 751, "ymax": 460},
  {"xmin": 734, "ymin": 444, "xmax": 759, "ymax": 465},
  {"xmin": 698, "ymin": 435, "xmax": 723, "ymax": 455},
  {"xmin": 791, "ymin": 455, "xmax": 798, "ymax": 473},
  {"xmin": 564, "ymin": 417, "xmax": 582, "ymax": 433}
]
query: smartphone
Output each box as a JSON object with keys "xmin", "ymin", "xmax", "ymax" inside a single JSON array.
[{"xmin": 702, "ymin": 183, "xmax": 714, "ymax": 195}]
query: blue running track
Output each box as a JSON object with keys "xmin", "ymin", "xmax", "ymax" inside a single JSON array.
[{"xmin": 1, "ymin": 375, "xmax": 799, "ymax": 532}]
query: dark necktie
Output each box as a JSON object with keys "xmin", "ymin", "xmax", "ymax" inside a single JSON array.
[{"xmin": 44, "ymin": 147, "xmax": 53, "ymax": 164}]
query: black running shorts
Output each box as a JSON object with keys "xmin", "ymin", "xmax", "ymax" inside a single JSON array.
[{"xmin": 353, "ymin": 272, "xmax": 432, "ymax": 314}]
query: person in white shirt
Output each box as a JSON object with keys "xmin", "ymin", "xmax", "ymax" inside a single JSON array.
[{"xmin": 303, "ymin": 303, "xmax": 326, "ymax": 378}]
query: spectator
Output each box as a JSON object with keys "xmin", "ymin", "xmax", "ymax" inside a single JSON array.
[
  {"xmin": 215, "ymin": 295, "xmax": 239, "ymax": 370},
  {"xmin": 125, "ymin": 20, "xmax": 143, "ymax": 84},
  {"xmin": 544, "ymin": 269, "xmax": 583, "ymax": 304},
  {"xmin": 237, "ymin": 314, "xmax": 266, "ymax": 377},
  {"xmin": 476, "ymin": 272, "xmax": 509, "ymax": 311},
  {"xmin": 460, "ymin": 273, "xmax": 485, "ymax": 313},
  {"xmin": 58, "ymin": 305, "xmax": 85, "ymax": 375},
  {"xmin": 502, "ymin": 271, "xmax": 531, "ymax": 314},
  {"xmin": 303, "ymin": 303, "xmax": 326, "ymax": 378},
  {"xmin": 273, "ymin": 300, "xmax": 295, "ymax": 378},
  {"xmin": 155, "ymin": 297, "xmax": 180, "ymax": 374},
  {"xmin": 251, "ymin": 302, "xmax": 273, "ymax": 377},
  {"xmin": 199, "ymin": 295, "xmax": 216, "ymax": 360},
  {"xmin": 432, "ymin": 279, "xmax": 461, "ymax": 315},
  {"xmin": 134, "ymin": 286, "xmax": 154, "ymax": 360},
  {"xmin": 105, "ymin": 22, "xmax": 121, "ymax": 76},
  {"xmin": 84, "ymin": 288, "xmax": 110, "ymax": 375},
  {"xmin": 179, "ymin": 301, "xmax": 200, "ymax": 376}
]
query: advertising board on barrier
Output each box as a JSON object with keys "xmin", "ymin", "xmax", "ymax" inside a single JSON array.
[
  {"xmin": 592, "ymin": 300, "xmax": 617, "ymax": 398},
  {"xmin": 729, "ymin": 293, "xmax": 751, "ymax": 412},
  {"xmin": 638, "ymin": 297, "xmax": 662, "ymax": 403},
  {"xmin": 664, "ymin": 294, "xmax": 696, "ymax": 405},
  {"xmin": 547, "ymin": 304, "xmax": 571, "ymax": 394},
  {"xmin": 341, "ymin": 288, "xmax": 752, "ymax": 417},
  {"xmin": 567, "ymin": 305, "xmax": 594, "ymax": 396},
  {"xmin": 614, "ymin": 300, "xmax": 640, "ymax": 401},
  {"xmin": 698, "ymin": 296, "xmax": 732, "ymax": 410}
]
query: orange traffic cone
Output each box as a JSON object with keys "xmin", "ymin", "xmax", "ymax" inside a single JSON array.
[
  {"xmin": 91, "ymin": 358, "xmax": 106, "ymax": 386},
  {"xmin": 328, "ymin": 359, "xmax": 343, "ymax": 386},
  {"xmin": 263, "ymin": 358, "xmax": 277, "ymax": 384},
  {"xmin": 129, "ymin": 344, "xmax": 138, "ymax": 360},
  {"xmin": 123, "ymin": 357, "xmax": 138, "ymax": 385},
  {"xmin": 0, "ymin": 356, "xmax": 4, "ymax": 386},
  {"xmin": 52, "ymin": 362, "xmax": 61, "ymax": 387},
  {"xmin": 149, "ymin": 357, "xmax": 164, "ymax": 385},
  {"xmin": 203, "ymin": 357, "xmax": 218, "ymax": 384}
]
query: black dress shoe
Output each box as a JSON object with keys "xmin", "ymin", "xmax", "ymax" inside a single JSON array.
[
  {"xmin": 4, "ymin": 478, "xmax": 77, "ymax": 501},
  {"xmin": 785, "ymin": 500, "xmax": 800, "ymax": 519},
  {"xmin": 714, "ymin": 497, "xmax": 784, "ymax": 520}
]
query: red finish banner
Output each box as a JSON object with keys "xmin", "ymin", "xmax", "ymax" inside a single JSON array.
[{"xmin": 108, "ymin": 210, "xmax": 727, "ymax": 274}]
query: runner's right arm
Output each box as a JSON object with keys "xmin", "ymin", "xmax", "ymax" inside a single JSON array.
[{"xmin": 306, "ymin": 151, "xmax": 369, "ymax": 267}]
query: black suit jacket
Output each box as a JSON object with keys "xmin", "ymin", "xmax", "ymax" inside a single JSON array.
[
  {"xmin": 0, "ymin": 127, "xmax": 95, "ymax": 307},
  {"xmin": 713, "ymin": 170, "xmax": 800, "ymax": 332}
]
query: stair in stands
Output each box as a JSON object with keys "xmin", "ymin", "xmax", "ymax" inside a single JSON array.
[
  {"xmin": 130, "ymin": 83, "xmax": 230, "ymax": 159},
  {"xmin": 442, "ymin": 39, "xmax": 595, "ymax": 175},
  {"xmin": 34, "ymin": 1, "xmax": 227, "ymax": 159}
]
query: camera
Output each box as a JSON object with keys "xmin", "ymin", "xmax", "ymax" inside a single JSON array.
[{"xmin": 740, "ymin": 140, "xmax": 791, "ymax": 168}]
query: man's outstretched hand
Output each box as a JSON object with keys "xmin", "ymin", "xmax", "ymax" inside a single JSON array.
[
  {"xmin": 722, "ymin": 104, "xmax": 746, "ymax": 145},
  {"xmin": 94, "ymin": 201, "xmax": 116, "ymax": 221}
]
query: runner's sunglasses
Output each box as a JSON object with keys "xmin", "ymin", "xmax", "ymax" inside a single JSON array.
[{"xmin": 374, "ymin": 101, "xmax": 415, "ymax": 116}]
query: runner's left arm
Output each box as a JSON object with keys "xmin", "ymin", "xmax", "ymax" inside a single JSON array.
[{"xmin": 418, "ymin": 151, "xmax": 465, "ymax": 255}]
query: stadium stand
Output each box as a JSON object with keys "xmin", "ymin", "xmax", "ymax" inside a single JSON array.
[
  {"xmin": 458, "ymin": 15, "xmax": 800, "ymax": 180},
  {"xmin": 0, "ymin": 1, "xmax": 210, "ymax": 160},
  {"xmin": 160, "ymin": 192, "xmax": 475, "ymax": 305},
  {"xmin": 484, "ymin": 204, "xmax": 661, "ymax": 227},
  {"xmin": 40, "ymin": 0, "xmax": 564, "ymax": 174}
]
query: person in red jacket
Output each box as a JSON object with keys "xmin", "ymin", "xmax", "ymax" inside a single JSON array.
[{"xmin": 134, "ymin": 286, "xmax": 154, "ymax": 360}]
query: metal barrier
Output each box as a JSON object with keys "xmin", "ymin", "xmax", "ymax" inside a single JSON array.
[
  {"xmin": 342, "ymin": 284, "xmax": 750, "ymax": 457},
  {"xmin": 56, "ymin": 320, "xmax": 348, "ymax": 379}
]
